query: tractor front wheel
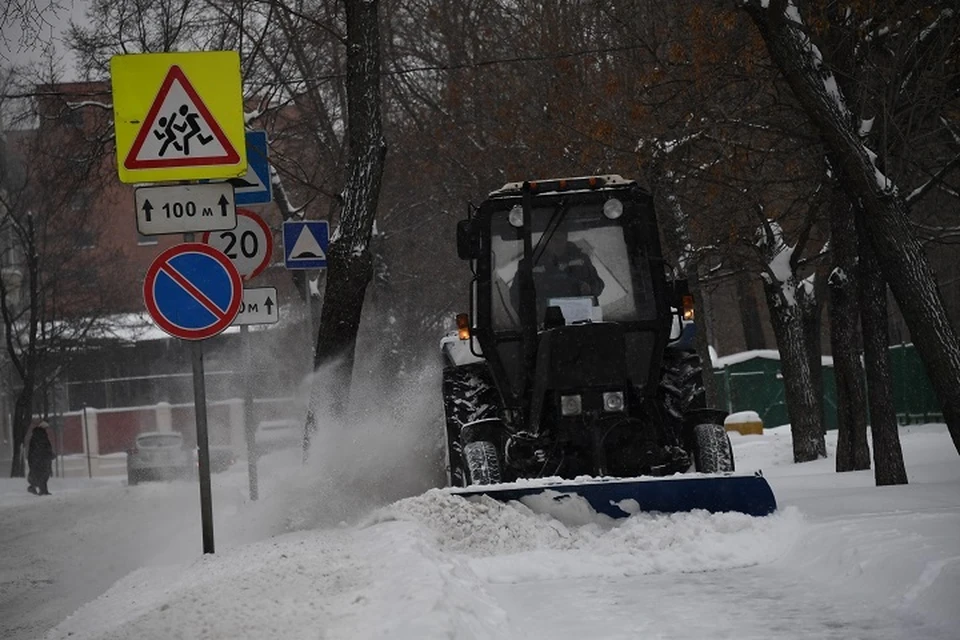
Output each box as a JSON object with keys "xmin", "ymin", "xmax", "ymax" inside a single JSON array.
[
  {"xmin": 693, "ymin": 423, "xmax": 735, "ymax": 473},
  {"xmin": 462, "ymin": 441, "xmax": 502, "ymax": 485}
]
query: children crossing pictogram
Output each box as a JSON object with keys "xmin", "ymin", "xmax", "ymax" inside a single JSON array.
[
  {"xmin": 125, "ymin": 65, "xmax": 240, "ymax": 170},
  {"xmin": 154, "ymin": 105, "xmax": 214, "ymax": 156}
]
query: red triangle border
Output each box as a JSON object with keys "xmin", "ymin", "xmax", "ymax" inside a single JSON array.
[{"xmin": 124, "ymin": 65, "xmax": 241, "ymax": 170}]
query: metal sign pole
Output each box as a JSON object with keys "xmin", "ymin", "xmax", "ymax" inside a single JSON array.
[
  {"xmin": 242, "ymin": 324, "xmax": 258, "ymax": 500},
  {"xmin": 191, "ymin": 339, "xmax": 215, "ymax": 554},
  {"xmin": 183, "ymin": 230, "xmax": 215, "ymax": 555},
  {"xmin": 82, "ymin": 405, "xmax": 92, "ymax": 479},
  {"xmin": 305, "ymin": 272, "xmax": 313, "ymax": 348}
]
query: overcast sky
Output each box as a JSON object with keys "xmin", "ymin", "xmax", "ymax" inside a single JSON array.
[{"xmin": 1, "ymin": 0, "xmax": 88, "ymax": 81}]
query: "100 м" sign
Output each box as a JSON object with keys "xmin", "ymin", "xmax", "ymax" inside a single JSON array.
[{"xmin": 134, "ymin": 182, "xmax": 238, "ymax": 236}]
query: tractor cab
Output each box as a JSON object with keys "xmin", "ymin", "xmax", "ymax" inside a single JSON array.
[{"xmin": 458, "ymin": 176, "xmax": 686, "ymax": 417}]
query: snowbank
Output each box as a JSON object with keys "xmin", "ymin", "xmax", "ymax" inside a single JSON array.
[{"xmin": 24, "ymin": 423, "xmax": 960, "ymax": 639}]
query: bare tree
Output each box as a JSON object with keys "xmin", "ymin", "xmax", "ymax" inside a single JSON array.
[
  {"xmin": 1, "ymin": 73, "xmax": 130, "ymax": 477},
  {"xmin": 856, "ymin": 206, "xmax": 907, "ymax": 484},
  {"xmin": 740, "ymin": 0, "xmax": 960, "ymax": 455},
  {"xmin": 622, "ymin": 1, "xmax": 833, "ymax": 461},
  {"xmin": 828, "ymin": 184, "xmax": 870, "ymax": 472},
  {"xmin": 756, "ymin": 214, "xmax": 828, "ymax": 461},
  {"xmin": 303, "ymin": 0, "xmax": 385, "ymax": 443},
  {"xmin": 0, "ymin": 0, "xmax": 65, "ymax": 61}
]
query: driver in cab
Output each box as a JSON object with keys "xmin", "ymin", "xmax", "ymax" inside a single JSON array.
[{"xmin": 511, "ymin": 226, "xmax": 605, "ymax": 323}]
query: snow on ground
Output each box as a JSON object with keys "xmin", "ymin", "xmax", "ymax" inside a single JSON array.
[{"xmin": 1, "ymin": 423, "xmax": 957, "ymax": 639}]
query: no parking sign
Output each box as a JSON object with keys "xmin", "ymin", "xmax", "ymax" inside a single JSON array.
[{"xmin": 143, "ymin": 243, "xmax": 243, "ymax": 340}]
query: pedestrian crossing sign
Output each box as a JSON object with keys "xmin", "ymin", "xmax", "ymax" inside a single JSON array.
[{"xmin": 111, "ymin": 51, "xmax": 247, "ymax": 184}]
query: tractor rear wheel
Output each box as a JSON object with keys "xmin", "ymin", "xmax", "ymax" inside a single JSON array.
[
  {"xmin": 659, "ymin": 349, "xmax": 707, "ymax": 426},
  {"xmin": 442, "ymin": 364, "xmax": 499, "ymax": 486},
  {"xmin": 693, "ymin": 423, "xmax": 735, "ymax": 473},
  {"xmin": 462, "ymin": 441, "xmax": 502, "ymax": 485}
]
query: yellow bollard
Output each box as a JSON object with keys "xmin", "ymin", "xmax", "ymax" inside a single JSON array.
[{"xmin": 724, "ymin": 411, "xmax": 763, "ymax": 436}]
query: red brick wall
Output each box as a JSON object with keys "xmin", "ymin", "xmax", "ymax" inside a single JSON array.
[
  {"xmin": 58, "ymin": 407, "xmax": 159, "ymax": 454},
  {"xmin": 97, "ymin": 410, "xmax": 152, "ymax": 454},
  {"xmin": 53, "ymin": 402, "xmax": 237, "ymax": 455},
  {"xmin": 61, "ymin": 415, "xmax": 84, "ymax": 454}
]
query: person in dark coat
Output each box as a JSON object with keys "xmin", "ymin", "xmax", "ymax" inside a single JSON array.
[
  {"xmin": 27, "ymin": 421, "xmax": 55, "ymax": 496},
  {"xmin": 511, "ymin": 226, "xmax": 605, "ymax": 324}
]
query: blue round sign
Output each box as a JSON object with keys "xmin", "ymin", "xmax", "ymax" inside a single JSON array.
[{"xmin": 143, "ymin": 243, "xmax": 243, "ymax": 340}]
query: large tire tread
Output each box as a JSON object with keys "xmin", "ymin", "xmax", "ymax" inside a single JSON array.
[
  {"xmin": 442, "ymin": 364, "xmax": 500, "ymax": 428},
  {"xmin": 463, "ymin": 441, "xmax": 502, "ymax": 485},
  {"xmin": 442, "ymin": 364, "xmax": 499, "ymax": 486},
  {"xmin": 659, "ymin": 349, "xmax": 707, "ymax": 424},
  {"xmin": 693, "ymin": 423, "xmax": 735, "ymax": 473}
]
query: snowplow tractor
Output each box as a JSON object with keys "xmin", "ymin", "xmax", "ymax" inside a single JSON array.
[{"xmin": 441, "ymin": 175, "xmax": 776, "ymax": 517}]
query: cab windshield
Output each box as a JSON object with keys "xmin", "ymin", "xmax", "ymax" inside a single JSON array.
[{"xmin": 488, "ymin": 203, "xmax": 656, "ymax": 332}]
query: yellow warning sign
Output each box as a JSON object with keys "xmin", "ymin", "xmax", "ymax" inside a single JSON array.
[{"xmin": 111, "ymin": 51, "xmax": 247, "ymax": 184}]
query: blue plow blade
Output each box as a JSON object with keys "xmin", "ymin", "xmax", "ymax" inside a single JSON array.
[{"xmin": 452, "ymin": 472, "xmax": 777, "ymax": 518}]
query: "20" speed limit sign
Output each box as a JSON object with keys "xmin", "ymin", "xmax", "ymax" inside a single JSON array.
[{"xmin": 202, "ymin": 208, "xmax": 274, "ymax": 280}]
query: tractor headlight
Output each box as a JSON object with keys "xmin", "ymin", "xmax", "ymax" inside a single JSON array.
[
  {"xmin": 509, "ymin": 205, "xmax": 524, "ymax": 228},
  {"xmin": 603, "ymin": 198, "xmax": 623, "ymax": 219},
  {"xmin": 602, "ymin": 391, "xmax": 625, "ymax": 412},
  {"xmin": 560, "ymin": 394, "xmax": 583, "ymax": 416}
]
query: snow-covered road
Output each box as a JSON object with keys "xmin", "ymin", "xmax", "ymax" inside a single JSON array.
[
  {"xmin": 1, "ymin": 424, "xmax": 958, "ymax": 639},
  {"xmin": 0, "ymin": 478, "xmax": 247, "ymax": 639},
  {"xmin": 492, "ymin": 566, "xmax": 938, "ymax": 640},
  {"xmin": 488, "ymin": 502, "xmax": 959, "ymax": 640}
]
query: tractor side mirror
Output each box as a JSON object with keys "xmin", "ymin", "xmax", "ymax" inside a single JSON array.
[{"xmin": 457, "ymin": 219, "xmax": 482, "ymax": 260}]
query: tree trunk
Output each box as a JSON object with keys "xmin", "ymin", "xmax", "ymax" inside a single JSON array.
[
  {"xmin": 857, "ymin": 209, "xmax": 907, "ymax": 485},
  {"xmin": 830, "ymin": 197, "xmax": 870, "ymax": 472},
  {"xmin": 6, "ymin": 220, "xmax": 40, "ymax": 478},
  {"xmin": 8, "ymin": 387, "xmax": 33, "ymax": 478},
  {"xmin": 736, "ymin": 272, "xmax": 766, "ymax": 350},
  {"xmin": 10, "ymin": 391, "xmax": 32, "ymax": 478},
  {"xmin": 800, "ymin": 277, "xmax": 825, "ymax": 437},
  {"xmin": 763, "ymin": 284, "xmax": 827, "ymax": 462},
  {"xmin": 743, "ymin": 1, "xmax": 960, "ymax": 455},
  {"xmin": 304, "ymin": 0, "xmax": 385, "ymax": 451}
]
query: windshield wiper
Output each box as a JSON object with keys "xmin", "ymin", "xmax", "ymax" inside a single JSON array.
[{"xmin": 531, "ymin": 201, "xmax": 569, "ymax": 265}]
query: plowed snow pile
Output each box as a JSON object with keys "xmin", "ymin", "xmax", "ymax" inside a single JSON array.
[
  {"xmin": 375, "ymin": 490, "xmax": 803, "ymax": 582},
  {"xmin": 44, "ymin": 489, "xmax": 803, "ymax": 640}
]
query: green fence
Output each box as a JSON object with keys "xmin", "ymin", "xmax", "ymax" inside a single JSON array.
[
  {"xmin": 888, "ymin": 344, "xmax": 944, "ymax": 424},
  {"xmin": 712, "ymin": 344, "xmax": 940, "ymax": 429}
]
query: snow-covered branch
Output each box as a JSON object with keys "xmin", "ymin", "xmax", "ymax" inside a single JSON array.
[
  {"xmin": 742, "ymin": 0, "xmax": 899, "ymax": 196},
  {"xmin": 638, "ymin": 130, "xmax": 704, "ymax": 158},
  {"xmin": 899, "ymin": 8, "xmax": 957, "ymax": 97},
  {"xmin": 905, "ymin": 152, "xmax": 960, "ymax": 206},
  {"xmin": 64, "ymin": 100, "xmax": 112, "ymax": 111}
]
